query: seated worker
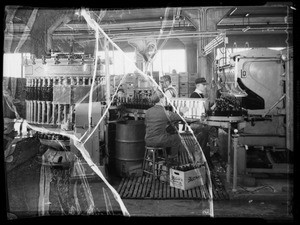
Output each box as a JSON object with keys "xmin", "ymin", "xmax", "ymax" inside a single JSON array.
[
  {"xmin": 190, "ymin": 77, "xmax": 207, "ymax": 98},
  {"xmin": 145, "ymin": 89, "xmax": 187, "ymax": 161},
  {"xmin": 160, "ymin": 75, "xmax": 178, "ymax": 99}
]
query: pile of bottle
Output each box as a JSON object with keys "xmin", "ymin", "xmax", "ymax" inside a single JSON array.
[
  {"xmin": 214, "ymin": 95, "xmax": 241, "ymax": 112},
  {"xmin": 26, "ymin": 79, "xmax": 53, "ymax": 101},
  {"xmin": 171, "ymin": 163, "xmax": 204, "ymax": 172},
  {"xmin": 34, "ymin": 131, "xmax": 70, "ymax": 141},
  {"xmin": 113, "ymin": 97, "xmax": 155, "ymax": 109}
]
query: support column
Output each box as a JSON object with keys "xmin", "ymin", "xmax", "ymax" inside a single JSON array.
[
  {"xmin": 179, "ymin": 38, "xmax": 198, "ymax": 76},
  {"xmin": 197, "ymin": 48, "xmax": 209, "ymax": 80}
]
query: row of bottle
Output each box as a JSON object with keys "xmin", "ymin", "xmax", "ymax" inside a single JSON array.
[
  {"xmin": 25, "ymin": 76, "xmax": 104, "ymax": 101},
  {"xmin": 26, "ymin": 78, "xmax": 53, "ymax": 101},
  {"xmin": 214, "ymin": 96, "xmax": 241, "ymax": 112},
  {"xmin": 113, "ymin": 97, "xmax": 155, "ymax": 109},
  {"xmin": 34, "ymin": 131, "xmax": 70, "ymax": 141},
  {"xmin": 171, "ymin": 163, "xmax": 205, "ymax": 172}
]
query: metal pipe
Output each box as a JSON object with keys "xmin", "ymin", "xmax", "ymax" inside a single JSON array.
[
  {"xmin": 64, "ymin": 104, "xmax": 67, "ymax": 123},
  {"xmin": 263, "ymin": 94, "xmax": 286, "ymax": 117},
  {"xmin": 25, "ymin": 100, "xmax": 29, "ymax": 122},
  {"xmin": 46, "ymin": 101, "xmax": 50, "ymax": 124},
  {"xmin": 226, "ymin": 122, "xmax": 231, "ymax": 183},
  {"xmin": 30, "ymin": 101, "xmax": 33, "ymax": 122},
  {"xmin": 33, "ymin": 100, "xmax": 37, "ymax": 123},
  {"xmin": 57, "ymin": 104, "xmax": 61, "ymax": 125},
  {"xmin": 41, "ymin": 101, "xmax": 45, "ymax": 124},
  {"xmin": 52, "ymin": 103, "xmax": 56, "ymax": 125},
  {"xmin": 37, "ymin": 101, "xmax": 41, "ymax": 123},
  {"xmin": 105, "ymin": 37, "xmax": 111, "ymax": 103}
]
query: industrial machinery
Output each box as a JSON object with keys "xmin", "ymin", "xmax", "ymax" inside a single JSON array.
[
  {"xmin": 24, "ymin": 52, "xmax": 107, "ymax": 178},
  {"xmin": 216, "ymin": 48, "xmax": 293, "ymax": 176}
]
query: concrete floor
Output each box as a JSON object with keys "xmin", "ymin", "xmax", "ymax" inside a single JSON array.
[{"xmin": 5, "ymin": 138, "xmax": 294, "ymax": 222}]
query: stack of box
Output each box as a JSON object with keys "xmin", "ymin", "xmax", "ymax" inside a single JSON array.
[
  {"xmin": 188, "ymin": 73, "xmax": 198, "ymax": 96},
  {"xmin": 179, "ymin": 72, "xmax": 188, "ymax": 97}
]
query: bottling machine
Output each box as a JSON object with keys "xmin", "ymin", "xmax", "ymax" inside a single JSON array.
[
  {"xmin": 216, "ymin": 48, "xmax": 293, "ymax": 176},
  {"xmin": 24, "ymin": 53, "xmax": 108, "ymax": 178}
]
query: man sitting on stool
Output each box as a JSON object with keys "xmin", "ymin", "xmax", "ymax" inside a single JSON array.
[{"xmin": 145, "ymin": 89, "xmax": 187, "ymax": 162}]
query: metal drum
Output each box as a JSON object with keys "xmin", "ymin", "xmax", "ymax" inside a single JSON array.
[{"xmin": 115, "ymin": 120, "xmax": 146, "ymax": 177}]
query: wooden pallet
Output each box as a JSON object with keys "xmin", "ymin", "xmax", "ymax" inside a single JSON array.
[
  {"xmin": 117, "ymin": 141, "xmax": 229, "ymax": 200},
  {"xmin": 117, "ymin": 172, "xmax": 228, "ymax": 200}
]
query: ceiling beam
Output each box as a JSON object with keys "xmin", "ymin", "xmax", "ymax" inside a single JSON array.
[
  {"xmin": 4, "ymin": 6, "xmax": 18, "ymax": 53},
  {"xmin": 47, "ymin": 13, "xmax": 73, "ymax": 52},
  {"xmin": 14, "ymin": 8, "xmax": 38, "ymax": 53},
  {"xmin": 181, "ymin": 10, "xmax": 198, "ymax": 30}
]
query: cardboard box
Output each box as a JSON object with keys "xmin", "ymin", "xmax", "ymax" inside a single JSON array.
[{"xmin": 169, "ymin": 164, "xmax": 206, "ymax": 190}]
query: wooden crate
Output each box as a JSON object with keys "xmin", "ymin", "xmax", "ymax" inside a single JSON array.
[
  {"xmin": 179, "ymin": 87, "xmax": 188, "ymax": 94},
  {"xmin": 188, "ymin": 73, "xmax": 198, "ymax": 83},
  {"xmin": 179, "ymin": 93, "xmax": 189, "ymax": 98},
  {"xmin": 179, "ymin": 72, "xmax": 188, "ymax": 82}
]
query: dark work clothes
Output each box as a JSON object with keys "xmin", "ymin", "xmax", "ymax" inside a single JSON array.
[
  {"xmin": 145, "ymin": 104, "xmax": 182, "ymax": 157},
  {"xmin": 189, "ymin": 90, "xmax": 213, "ymax": 167},
  {"xmin": 190, "ymin": 92, "xmax": 204, "ymax": 98}
]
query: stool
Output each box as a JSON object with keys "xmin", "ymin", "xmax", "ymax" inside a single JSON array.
[{"xmin": 142, "ymin": 146, "xmax": 169, "ymax": 180}]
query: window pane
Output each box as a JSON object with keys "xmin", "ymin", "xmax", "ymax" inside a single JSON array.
[
  {"xmin": 3, "ymin": 53, "xmax": 22, "ymax": 78},
  {"xmin": 152, "ymin": 49, "xmax": 186, "ymax": 75},
  {"xmin": 98, "ymin": 50, "xmax": 135, "ymax": 75}
]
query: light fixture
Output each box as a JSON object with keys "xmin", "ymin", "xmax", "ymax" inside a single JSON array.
[
  {"xmin": 242, "ymin": 26, "xmax": 250, "ymax": 32},
  {"xmin": 245, "ymin": 13, "xmax": 250, "ymax": 17}
]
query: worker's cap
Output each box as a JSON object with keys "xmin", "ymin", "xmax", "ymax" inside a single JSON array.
[
  {"xmin": 159, "ymin": 75, "xmax": 171, "ymax": 83},
  {"xmin": 195, "ymin": 77, "xmax": 208, "ymax": 85}
]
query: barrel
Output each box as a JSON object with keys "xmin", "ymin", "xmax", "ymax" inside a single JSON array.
[{"xmin": 115, "ymin": 120, "xmax": 146, "ymax": 177}]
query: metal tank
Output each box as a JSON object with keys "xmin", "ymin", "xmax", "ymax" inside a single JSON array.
[{"xmin": 114, "ymin": 120, "xmax": 146, "ymax": 177}]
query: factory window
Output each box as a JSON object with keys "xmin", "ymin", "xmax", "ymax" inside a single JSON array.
[
  {"xmin": 152, "ymin": 49, "xmax": 186, "ymax": 75},
  {"xmin": 3, "ymin": 53, "xmax": 23, "ymax": 78},
  {"xmin": 98, "ymin": 51, "xmax": 136, "ymax": 75}
]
